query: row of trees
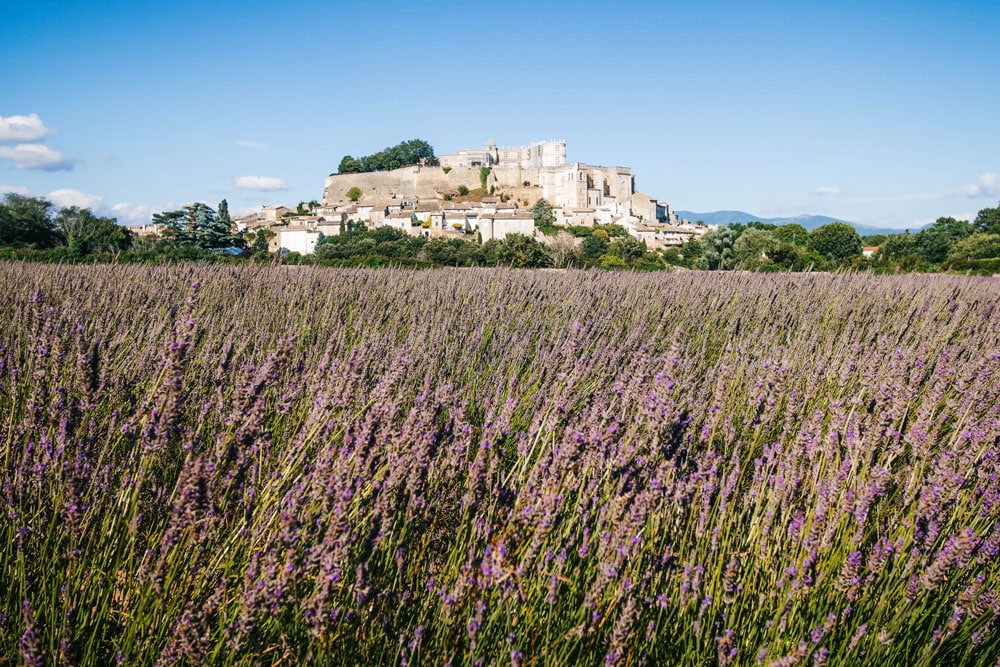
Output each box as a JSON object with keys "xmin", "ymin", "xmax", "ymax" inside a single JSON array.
[
  {"xmin": 305, "ymin": 225, "xmax": 559, "ymax": 269},
  {"xmin": 4, "ymin": 189, "xmax": 999, "ymax": 273},
  {"xmin": 681, "ymin": 221, "xmax": 859, "ymax": 271},
  {"xmin": 337, "ymin": 139, "xmax": 437, "ymax": 174},
  {"xmin": 0, "ymin": 194, "xmax": 256, "ymax": 263},
  {"xmin": 668, "ymin": 203, "xmax": 1000, "ymax": 274},
  {"xmin": 286, "ymin": 222, "xmax": 664, "ymax": 270},
  {"xmin": 871, "ymin": 207, "xmax": 1000, "ymax": 272},
  {"xmin": 0, "ymin": 193, "xmax": 131, "ymax": 254}
]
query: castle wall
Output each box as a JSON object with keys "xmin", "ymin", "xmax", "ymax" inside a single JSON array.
[
  {"xmin": 324, "ymin": 141, "xmax": 643, "ymax": 218},
  {"xmin": 323, "ymin": 165, "xmax": 481, "ymax": 203}
]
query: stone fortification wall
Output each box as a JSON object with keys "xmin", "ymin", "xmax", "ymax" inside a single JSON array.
[
  {"xmin": 323, "ymin": 141, "xmax": 640, "ymax": 215},
  {"xmin": 323, "ymin": 165, "xmax": 482, "ymax": 204}
]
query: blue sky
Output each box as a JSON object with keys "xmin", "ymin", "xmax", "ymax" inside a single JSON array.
[{"xmin": 2, "ymin": 0, "xmax": 998, "ymax": 229}]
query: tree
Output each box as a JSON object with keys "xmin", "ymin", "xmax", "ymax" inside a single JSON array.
[
  {"xmin": 251, "ymin": 229, "xmax": 274, "ymax": 254},
  {"xmin": 874, "ymin": 233, "xmax": 921, "ymax": 269},
  {"xmin": 732, "ymin": 228, "xmax": 777, "ymax": 269},
  {"xmin": 773, "ymin": 223, "xmax": 809, "ymax": 246},
  {"xmin": 218, "ymin": 199, "xmax": 231, "ymax": 226},
  {"xmin": 546, "ymin": 231, "xmax": 580, "ymax": 268},
  {"xmin": 678, "ymin": 238, "xmax": 703, "ymax": 267},
  {"xmin": 915, "ymin": 217, "xmax": 972, "ymax": 265},
  {"xmin": 807, "ymin": 222, "xmax": 862, "ymax": 265},
  {"xmin": 608, "ymin": 236, "xmax": 647, "ymax": 264},
  {"xmin": 55, "ymin": 206, "xmax": 131, "ymax": 254},
  {"xmin": 457, "ymin": 185, "xmax": 469, "ymax": 197},
  {"xmin": 768, "ymin": 242, "xmax": 807, "ymax": 271},
  {"xmin": 418, "ymin": 238, "xmax": 453, "ymax": 265},
  {"xmin": 338, "ymin": 139, "xmax": 436, "ymax": 174},
  {"xmin": 532, "ymin": 199, "xmax": 554, "ymax": 227},
  {"xmin": 598, "ymin": 253, "xmax": 627, "ymax": 269},
  {"xmin": 947, "ymin": 233, "xmax": 1000, "ymax": 261},
  {"xmin": 494, "ymin": 234, "xmax": 552, "ymax": 268},
  {"xmin": 973, "ymin": 203, "xmax": 1000, "ymax": 235},
  {"xmin": 154, "ymin": 203, "xmax": 236, "ymax": 252},
  {"xmin": 346, "ymin": 187, "xmax": 362, "ymax": 202},
  {"xmin": 698, "ymin": 227, "xmax": 739, "ymax": 269},
  {"xmin": 580, "ymin": 234, "xmax": 608, "ymax": 263},
  {"xmin": 338, "ymin": 156, "xmax": 362, "ymax": 174},
  {"xmin": 479, "ymin": 166, "xmax": 492, "ymax": 189},
  {"xmin": 0, "ymin": 193, "xmax": 59, "ymax": 248}
]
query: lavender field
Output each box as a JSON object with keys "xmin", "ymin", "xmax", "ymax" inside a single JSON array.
[{"xmin": 1, "ymin": 263, "xmax": 999, "ymax": 666}]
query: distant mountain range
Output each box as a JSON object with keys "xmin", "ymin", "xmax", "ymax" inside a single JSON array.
[{"xmin": 674, "ymin": 210, "xmax": 925, "ymax": 237}]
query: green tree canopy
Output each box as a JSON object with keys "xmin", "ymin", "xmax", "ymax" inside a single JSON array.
[
  {"xmin": 336, "ymin": 139, "xmax": 436, "ymax": 174},
  {"xmin": 732, "ymin": 228, "xmax": 778, "ymax": 269},
  {"xmin": 768, "ymin": 243, "xmax": 808, "ymax": 271},
  {"xmin": 580, "ymin": 234, "xmax": 608, "ymax": 263},
  {"xmin": 251, "ymin": 229, "xmax": 274, "ymax": 254},
  {"xmin": 973, "ymin": 203, "xmax": 1000, "ymax": 235},
  {"xmin": 698, "ymin": 227, "xmax": 739, "ymax": 270},
  {"xmin": 807, "ymin": 222, "xmax": 862, "ymax": 265},
  {"xmin": 154, "ymin": 203, "xmax": 237, "ymax": 252},
  {"xmin": 346, "ymin": 187, "xmax": 362, "ymax": 202},
  {"xmin": 55, "ymin": 206, "xmax": 131, "ymax": 254},
  {"xmin": 947, "ymin": 233, "xmax": 1000, "ymax": 261},
  {"xmin": 874, "ymin": 233, "xmax": 920, "ymax": 265},
  {"xmin": 0, "ymin": 193, "xmax": 59, "ymax": 248},
  {"xmin": 915, "ymin": 217, "xmax": 973, "ymax": 265},
  {"xmin": 532, "ymin": 199, "xmax": 554, "ymax": 227},
  {"xmin": 494, "ymin": 233, "xmax": 552, "ymax": 268},
  {"xmin": 773, "ymin": 223, "xmax": 809, "ymax": 246},
  {"xmin": 607, "ymin": 236, "xmax": 647, "ymax": 264}
]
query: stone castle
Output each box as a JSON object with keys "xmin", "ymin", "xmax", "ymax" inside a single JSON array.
[
  {"xmin": 227, "ymin": 139, "xmax": 707, "ymax": 256},
  {"xmin": 323, "ymin": 139, "xmax": 673, "ymax": 225}
]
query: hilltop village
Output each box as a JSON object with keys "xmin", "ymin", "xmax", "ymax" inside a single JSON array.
[{"xmin": 231, "ymin": 140, "xmax": 710, "ymax": 255}]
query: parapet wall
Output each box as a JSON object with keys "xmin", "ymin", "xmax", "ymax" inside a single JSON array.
[{"xmin": 323, "ymin": 165, "xmax": 483, "ymax": 203}]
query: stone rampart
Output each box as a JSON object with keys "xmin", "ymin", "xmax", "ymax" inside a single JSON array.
[{"xmin": 323, "ymin": 165, "xmax": 482, "ymax": 204}]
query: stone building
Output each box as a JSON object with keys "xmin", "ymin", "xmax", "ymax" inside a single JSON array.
[
  {"xmin": 319, "ymin": 139, "xmax": 691, "ymax": 247},
  {"xmin": 323, "ymin": 139, "xmax": 647, "ymax": 220}
]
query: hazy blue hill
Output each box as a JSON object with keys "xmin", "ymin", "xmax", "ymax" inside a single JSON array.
[{"xmin": 675, "ymin": 210, "xmax": 926, "ymax": 236}]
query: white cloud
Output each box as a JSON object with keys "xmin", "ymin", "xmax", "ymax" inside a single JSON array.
[
  {"xmin": 0, "ymin": 183, "xmax": 32, "ymax": 196},
  {"xmin": 957, "ymin": 172, "xmax": 1000, "ymax": 199},
  {"xmin": 48, "ymin": 188, "xmax": 104, "ymax": 209},
  {"xmin": 0, "ymin": 143, "xmax": 75, "ymax": 171},
  {"xmin": 234, "ymin": 175, "xmax": 289, "ymax": 191},
  {"xmin": 110, "ymin": 202, "xmax": 158, "ymax": 225},
  {"xmin": 0, "ymin": 113, "xmax": 55, "ymax": 143},
  {"xmin": 234, "ymin": 139, "xmax": 267, "ymax": 149},
  {"xmin": 815, "ymin": 186, "xmax": 842, "ymax": 196}
]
